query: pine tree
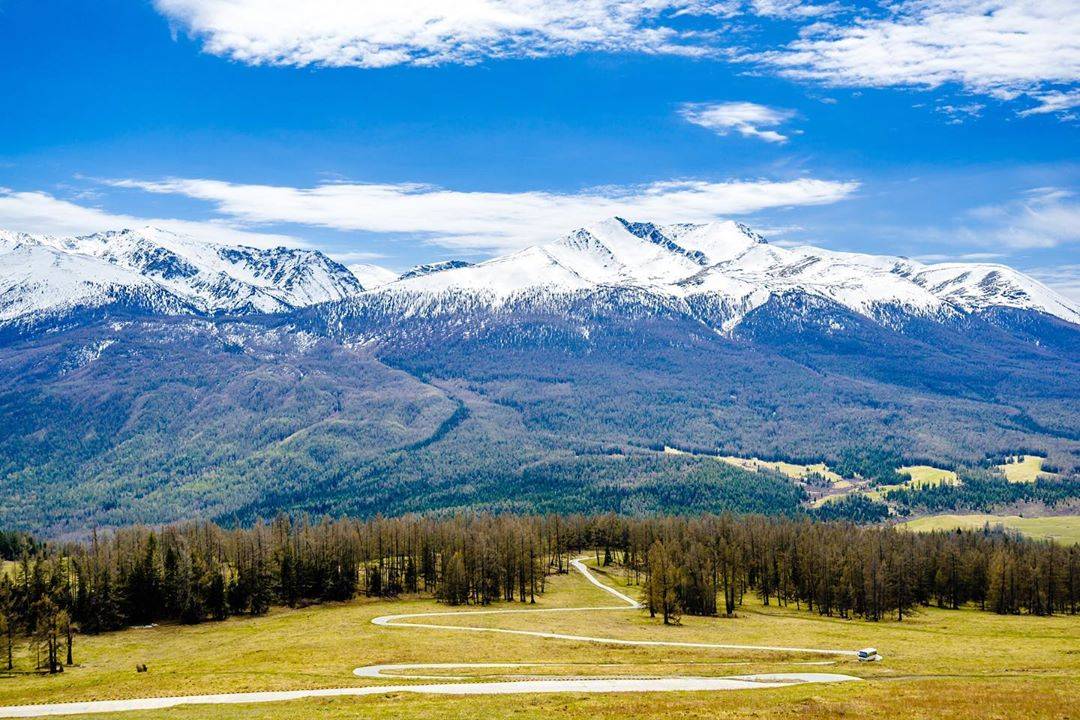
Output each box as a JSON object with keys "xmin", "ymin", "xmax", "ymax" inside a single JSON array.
[{"xmin": 0, "ymin": 575, "xmax": 14, "ymax": 670}]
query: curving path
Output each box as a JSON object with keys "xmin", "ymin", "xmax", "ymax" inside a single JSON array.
[
  {"xmin": 372, "ymin": 558, "xmax": 862, "ymax": 657},
  {"xmin": 0, "ymin": 558, "xmax": 869, "ymax": 718}
]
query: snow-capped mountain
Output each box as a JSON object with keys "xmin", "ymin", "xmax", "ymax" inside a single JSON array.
[
  {"xmin": 347, "ymin": 263, "xmax": 399, "ymax": 290},
  {"xmin": 0, "ymin": 227, "xmax": 363, "ymax": 324},
  {"xmin": 360, "ymin": 217, "xmax": 1080, "ymax": 330},
  {"xmin": 0, "ymin": 237, "xmax": 190, "ymax": 323},
  {"xmin": 3, "ymin": 218, "xmax": 1078, "ymax": 335}
]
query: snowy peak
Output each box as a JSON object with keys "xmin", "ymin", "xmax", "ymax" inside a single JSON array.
[
  {"xmin": 658, "ymin": 220, "xmax": 766, "ymax": 263},
  {"xmin": 0, "ymin": 241, "xmax": 187, "ymax": 323},
  {"xmin": 398, "ymin": 260, "xmax": 475, "ymax": 281},
  {"xmin": 347, "ymin": 263, "xmax": 399, "ymax": 290},
  {"xmin": 546, "ymin": 218, "xmax": 710, "ymax": 287},
  {"xmin": 3, "ymin": 218, "xmax": 1078, "ymax": 334},
  {"xmin": 368, "ymin": 217, "xmax": 1080, "ymax": 330},
  {"xmin": 0, "ymin": 227, "xmax": 364, "ymax": 323},
  {"xmin": 42, "ymin": 227, "xmax": 364, "ymax": 312},
  {"xmin": 911, "ymin": 264, "xmax": 1080, "ymax": 324}
]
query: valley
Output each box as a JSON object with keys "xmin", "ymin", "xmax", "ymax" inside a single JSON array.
[
  {"xmin": 0, "ymin": 554, "xmax": 1075, "ymax": 719},
  {"xmin": 6, "ymin": 7, "xmax": 1079, "ymax": 719}
]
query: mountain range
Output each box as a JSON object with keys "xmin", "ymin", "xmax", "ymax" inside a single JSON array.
[
  {"xmin": 340, "ymin": 217, "xmax": 1080, "ymax": 330},
  {"xmin": 4, "ymin": 218, "xmax": 1078, "ymax": 333},
  {"xmin": 1, "ymin": 218, "xmax": 1078, "ymax": 535}
]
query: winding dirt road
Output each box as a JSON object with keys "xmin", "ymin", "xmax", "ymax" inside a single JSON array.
[
  {"xmin": 0, "ymin": 558, "xmax": 868, "ymax": 718},
  {"xmin": 373, "ymin": 558, "xmax": 862, "ymax": 657}
]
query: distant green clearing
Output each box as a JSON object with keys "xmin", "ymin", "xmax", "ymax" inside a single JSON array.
[
  {"xmin": 898, "ymin": 465, "xmax": 959, "ymax": 487},
  {"xmin": 996, "ymin": 455, "xmax": 1053, "ymax": 483},
  {"xmin": 713, "ymin": 455, "xmax": 845, "ymax": 484},
  {"xmin": 903, "ymin": 514, "xmax": 1080, "ymax": 544}
]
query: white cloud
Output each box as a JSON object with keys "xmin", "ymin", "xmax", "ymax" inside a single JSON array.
[
  {"xmin": 1025, "ymin": 264, "xmax": 1080, "ymax": 302},
  {"xmin": 966, "ymin": 187, "xmax": 1080, "ymax": 249},
  {"xmin": 0, "ymin": 189, "xmax": 303, "ymax": 248},
  {"xmin": 107, "ymin": 176, "xmax": 859, "ymax": 252},
  {"xmin": 678, "ymin": 101, "xmax": 796, "ymax": 142},
  {"xmin": 1018, "ymin": 89, "xmax": 1080, "ymax": 117},
  {"xmin": 153, "ymin": 0, "xmax": 741, "ymax": 68},
  {"xmin": 749, "ymin": 0, "xmax": 839, "ymax": 19},
  {"xmin": 753, "ymin": 1, "xmax": 1080, "ymax": 107},
  {"xmin": 328, "ymin": 250, "xmax": 389, "ymax": 263},
  {"xmin": 153, "ymin": 1, "xmax": 1077, "ymax": 119},
  {"xmin": 937, "ymin": 102, "xmax": 984, "ymax": 124},
  {"xmin": 913, "ymin": 251, "xmax": 1006, "ymax": 262}
]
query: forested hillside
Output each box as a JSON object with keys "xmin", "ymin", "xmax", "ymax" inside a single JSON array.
[{"xmin": 2, "ymin": 299, "xmax": 1079, "ymax": 536}]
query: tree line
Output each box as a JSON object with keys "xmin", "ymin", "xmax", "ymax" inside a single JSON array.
[
  {"xmin": 632, "ymin": 515, "xmax": 1079, "ymax": 624},
  {"xmin": 2, "ymin": 512, "xmax": 1077, "ymax": 672}
]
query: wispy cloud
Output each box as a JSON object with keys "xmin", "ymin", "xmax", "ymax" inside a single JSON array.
[
  {"xmin": 153, "ymin": 1, "xmax": 1078, "ymax": 119},
  {"xmin": 328, "ymin": 250, "xmax": 389, "ymax": 263},
  {"xmin": 966, "ymin": 187, "xmax": 1080, "ymax": 249},
  {"xmin": 913, "ymin": 252, "xmax": 1006, "ymax": 262},
  {"xmin": 937, "ymin": 102, "xmax": 985, "ymax": 125},
  {"xmin": 0, "ymin": 189, "xmax": 302, "ymax": 248},
  {"xmin": 678, "ymin": 101, "xmax": 796, "ymax": 143},
  {"xmin": 749, "ymin": 0, "xmax": 839, "ymax": 19},
  {"xmin": 1018, "ymin": 89, "xmax": 1080, "ymax": 117},
  {"xmin": 1025, "ymin": 264, "xmax": 1080, "ymax": 302},
  {"xmin": 153, "ymin": 0, "xmax": 741, "ymax": 69},
  {"xmin": 106, "ymin": 176, "xmax": 859, "ymax": 252},
  {"xmin": 751, "ymin": 1, "xmax": 1080, "ymax": 114}
]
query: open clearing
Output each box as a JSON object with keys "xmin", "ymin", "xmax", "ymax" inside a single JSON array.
[
  {"xmin": 996, "ymin": 455, "xmax": 1052, "ymax": 483},
  {"xmin": 0, "ymin": 556, "xmax": 1076, "ymax": 719},
  {"xmin": 896, "ymin": 465, "xmax": 959, "ymax": 487},
  {"xmin": 903, "ymin": 514, "xmax": 1080, "ymax": 544},
  {"xmin": 715, "ymin": 456, "xmax": 845, "ymax": 484},
  {"xmin": 0, "ymin": 560, "xmax": 861, "ymax": 717}
]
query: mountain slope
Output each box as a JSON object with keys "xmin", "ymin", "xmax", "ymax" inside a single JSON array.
[
  {"xmin": 4, "ymin": 218, "xmax": 1077, "ymax": 332},
  {"xmin": 347, "ymin": 263, "xmax": 399, "ymax": 289},
  {"xmin": 357, "ymin": 217, "xmax": 1079, "ymax": 331},
  {"xmin": 0, "ymin": 227, "xmax": 364, "ymax": 329},
  {"xmin": 2, "ymin": 218, "xmax": 1078, "ymax": 535},
  {"xmin": 0, "ymin": 239, "xmax": 193, "ymax": 324}
]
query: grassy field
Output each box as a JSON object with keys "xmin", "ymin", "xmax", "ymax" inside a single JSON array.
[
  {"xmin": 0, "ymin": 559, "xmax": 1077, "ymax": 719},
  {"xmin": 716, "ymin": 456, "xmax": 845, "ymax": 484},
  {"xmin": 897, "ymin": 465, "xmax": 959, "ymax": 487},
  {"xmin": 903, "ymin": 514, "xmax": 1080, "ymax": 544},
  {"xmin": 996, "ymin": 455, "xmax": 1052, "ymax": 483},
  {"xmin": 813, "ymin": 464, "xmax": 965, "ymax": 506}
]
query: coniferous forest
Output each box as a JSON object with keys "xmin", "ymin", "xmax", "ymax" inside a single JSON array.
[{"xmin": 3, "ymin": 513, "xmax": 1077, "ymax": 673}]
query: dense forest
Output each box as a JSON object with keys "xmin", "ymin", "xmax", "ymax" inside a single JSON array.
[
  {"xmin": 3, "ymin": 512, "xmax": 1077, "ymax": 673},
  {"xmin": 2, "ymin": 313, "xmax": 1078, "ymax": 535}
]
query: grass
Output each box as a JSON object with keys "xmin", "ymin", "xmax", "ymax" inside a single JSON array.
[
  {"xmin": 716, "ymin": 457, "xmax": 844, "ymax": 484},
  {"xmin": 902, "ymin": 514, "xmax": 1080, "ymax": 545},
  {"xmin": 996, "ymin": 455, "xmax": 1052, "ymax": 483},
  {"xmin": 1, "ymin": 558, "xmax": 1077, "ymax": 719},
  {"xmin": 897, "ymin": 465, "xmax": 959, "ymax": 487},
  {"xmin": 816, "ymin": 464, "xmax": 960, "ymax": 505}
]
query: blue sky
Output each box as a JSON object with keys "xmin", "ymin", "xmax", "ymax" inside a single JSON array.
[{"xmin": 1, "ymin": 0, "xmax": 1078, "ymax": 297}]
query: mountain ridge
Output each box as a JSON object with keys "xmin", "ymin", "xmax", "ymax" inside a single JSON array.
[
  {"xmin": 334, "ymin": 218, "xmax": 1079, "ymax": 338},
  {"xmin": 0, "ymin": 226, "xmax": 363, "ymax": 326},
  {"xmin": 3, "ymin": 218, "xmax": 1077, "ymax": 335}
]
